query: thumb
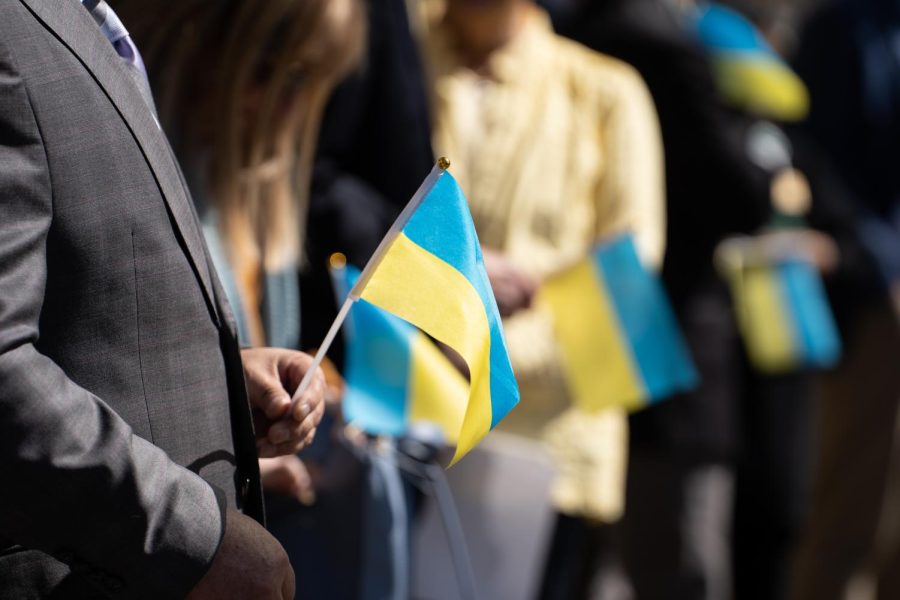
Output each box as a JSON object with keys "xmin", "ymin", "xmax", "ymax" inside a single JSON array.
[{"xmin": 255, "ymin": 380, "xmax": 291, "ymax": 420}]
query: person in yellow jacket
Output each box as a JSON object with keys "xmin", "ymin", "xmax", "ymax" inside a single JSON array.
[{"xmin": 420, "ymin": 0, "xmax": 665, "ymax": 596}]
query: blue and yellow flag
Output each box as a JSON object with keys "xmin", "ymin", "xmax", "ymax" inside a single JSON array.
[
  {"xmin": 346, "ymin": 164, "xmax": 519, "ymax": 463},
  {"xmin": 541, "ymin": 234, "xmax": 698, "ymax": 412},
  {"xmin": 692, "ymin": 3, "xmax": 809, "ymax": 121},
  {"xmin": 334, "ymin": 261, "xmax": 468, "ymax": 443},
  {"xmin": 722, "ymin": 256, "xmax": 841, "ymax": 373}
]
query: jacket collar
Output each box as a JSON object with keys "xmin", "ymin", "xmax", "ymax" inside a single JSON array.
[{"xmin": 18, "ymin": 0, "xmax": 221, "ymax": 326}]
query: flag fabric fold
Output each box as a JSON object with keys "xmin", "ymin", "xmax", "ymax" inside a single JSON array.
[
  {"xmin": 541, "ymin": 234, "xmax": 698, "ymax": 412},
  {"xmin": 335, "ymin": 263, "xmax": 468, "ymax": 443},
  {"xmin": 349, "ymin": 169, "xmax": 519, "ymax": 463}
]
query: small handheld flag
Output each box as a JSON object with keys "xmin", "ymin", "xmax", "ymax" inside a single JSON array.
[
  {"xmin": 332, "ymin": 259, "xmax": 468, "ymax": 443},
  {"xmin": 541, "ymin": 234, "xmax": 698, "ymax": 412},
  {"xmin": 716, "ymin": 237, "xmax": 841, "ymax": 373},
  {"xmin": 293, "ymin": 159, "xmax": 519, "ymax": 464},
  {"xmin": 692, "ymin": 3, "xmax": 809, "ymax": 121}
]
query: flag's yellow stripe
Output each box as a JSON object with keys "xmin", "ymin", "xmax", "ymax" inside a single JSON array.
[
  {"xmin": 360, "ymin": 232, "xmax": 493, "ymax": 461},
  {"xmin": 713, "ymin": 56, "xmax": 809, "ymax": 121},
  {"xmin": 541, "ymin": 260, "xmax": 645, "ymax": 411},
  {"xmin": 735, "ymin": 268, "xmax": 795, "ymax": 372},
  {"xmin": 408, "ymin": 331, "xmax": 468, "ymax": 444}
]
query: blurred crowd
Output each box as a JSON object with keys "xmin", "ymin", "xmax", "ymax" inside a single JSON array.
[{"xmin": 115, "ymin": 0, "xmax": 900, "ymax": 598}]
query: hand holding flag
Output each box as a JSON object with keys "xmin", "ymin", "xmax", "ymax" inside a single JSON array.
[{"xmin": 715, "ymin": 235, "xmax": 842, "ymax": 373}]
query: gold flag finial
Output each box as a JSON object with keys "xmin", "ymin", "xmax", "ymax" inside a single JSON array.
[
  {"xmin": 437, "ymin": 156, "xmax": 451, "ymax": 171},
  {"xmin": 329, "ymin": 252, "xmax": 347, "ymax": 269}
]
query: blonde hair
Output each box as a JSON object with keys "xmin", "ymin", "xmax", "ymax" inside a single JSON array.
[{"xmin": 119, "ymin": 0, "xmax": 366, "ymax": 275}]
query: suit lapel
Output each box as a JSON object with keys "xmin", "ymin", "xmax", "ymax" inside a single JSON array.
[{"xmin": 19, "ymin": 0, "xmax": 221, "ymax": 325}]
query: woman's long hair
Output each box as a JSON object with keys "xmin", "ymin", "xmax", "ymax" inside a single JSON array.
[{"xmin": 118, "ymin": 0, "xmax": 366, "ymax": 276}]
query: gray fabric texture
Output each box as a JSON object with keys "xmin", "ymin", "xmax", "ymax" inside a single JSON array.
[{"xmin": 0, "ymin": 0, "xmax": 261, "ymax": 597}]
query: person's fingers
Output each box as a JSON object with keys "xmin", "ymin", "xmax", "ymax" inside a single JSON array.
[
  {"xmin": 482, "ymin": 249, "xmax": 518, "ymax": 289},
  {"xmin": 302, "ymin": 428, "xmax": 316, "ymax": 448},
  {"xmin": 259, "ymin": 456, "xmax": 298, "ymax": 495},
  {"xmin": 291, "ymin": 368, "xmax": 326, "ymax": 422},
  {"xmin": 261, "ymin": 424, "xmax": 321, "ymax": 457},
  {"xmin": 515, "ymin": 269, "xmax": 540, "ymax": 301},
  {"xmin": 306, "ymin": 396, "xmax": 326, "ymax": 432},
  {"xmin": 258, "ymin": 404, "xmax": 323, "ymax": 455},
  {"xmin": 266, "ymin": 419, "xmax": 302, "ymax": 445},
  {"xmin": 264, "ymin": 392, "xmax": 323, "ymax": 449},
  {"xmin": 297, "ymin": 402, "xmax": 325, "ymax": 442},
  {"xmin": 257, "ymin": 382, "xmax": 291, "ymax": 421},
  {"xmin": 805, "ymin": 230, "xmax": 840, "ymax": 273},
  {"xmin": 495, "ymin": 279, "xmax": 533, "ymax": 316},
  {"xmin": 267, "ymin": 404, "xmax": 322, "ymax": 446},
  {"xmin": 257, "ymin": 443, "xmax": 277, "ymax": 459},
  {"xmin": 260, "ymin": 455, "xmax": 312, "ymax": 499},
  {"xmin": 259, "ymin": 441, "xmax": 299, "ymax": 458},
  {"xmin": 513, "ymin": 280, "xmax": 534, "ymax": 309},
  {"xmin": 254, "ymin": 359, "xmax": 326, "ymax": 449},
  {"xmin": 278, "ymin": 351, "xmax": 315, "ymax": 395},
  {"xmin": 283, "ymin": 457, "xmax": 315, "ymax": 505},
  {"xmin": 493, "ymin": 282, "xmax": 519, "ymax": 317},
  {"xmin": 284, "ymin": 457, "xmax": 310, "ymax": 487},
  {"xmin": 241, "ymin": 350, "xmax": 292, "ymax": 420}
]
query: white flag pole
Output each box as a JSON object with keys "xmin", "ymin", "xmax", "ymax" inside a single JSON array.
[{"xmin": 290, "ymin": 158, "xmax": 451, "ymax": 403}]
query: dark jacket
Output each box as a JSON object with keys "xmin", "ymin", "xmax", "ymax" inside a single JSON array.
[
  {"xmin": 301, "ymin": 0, "xmax": 434, "ymax": 358},
  {"xmin": 561, "ymin": 0, "xmax": 771, "ymax": 459},
  {"xmin": 793, "ymin": 0, "xmax": 900, "ymax": 335}
]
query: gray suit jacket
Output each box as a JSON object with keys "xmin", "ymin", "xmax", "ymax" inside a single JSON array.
[{"xmin": 0, "ymin": 0, "xmax": 263, "ymax": 597}]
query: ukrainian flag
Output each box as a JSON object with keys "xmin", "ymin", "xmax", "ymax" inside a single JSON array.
[
  {"xmin": 333, "ymin": 260, "xmax": 468, "ymax": 443},
  {"xmin": 692, "ymin": 3, "xmax": 809, "ymax": 121},
  {"xmin": 541, "ymin": 234, "xmax": 698, "ymax": 412},
  {"xmin": 726, "ymin": 258, "xmax": 841, "ymax": 373},
  {"xmin": 346, "ymin": 162, "xmax": 519, "ymax": 463}
]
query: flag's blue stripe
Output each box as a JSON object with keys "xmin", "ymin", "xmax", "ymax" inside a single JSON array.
[
  {"xmin": 402, "ymin": 173, "xmax": 519, "ymax": 428},
  {"xmin": 593, "ymin": 236, "xmax": 699, "ymax": 403},
  {"xmin": 779, "ymin": 260, "xmax": 842, "ymax": 368},
  {"xmin": 342, "ymin": 267, "xmax": 414, "ymax": 436},
  {"xmin": 694, "ymin": 4, "xmax": 778, "ymax": 58}
]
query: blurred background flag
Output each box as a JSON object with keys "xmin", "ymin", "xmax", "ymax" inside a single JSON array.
[
  {"xmin": 541, "ymin": 234, "xmax": 698, "ymax": 412},
  {"xmin": 717, "ymin": 239, "xmax": 842, "ymax": 374},
  {"xmin": 692, "ymin": 2, "xmax": 809, "ymax": 121},
  {"xmin": 331, "ymin": 258, "xmax": 468, "ymax": 443},
  {"xmin": 325, "ymin": 161, "xmax": 519, "ymax": 464}
]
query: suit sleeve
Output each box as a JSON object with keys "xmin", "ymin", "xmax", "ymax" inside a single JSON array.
[{"xmin": 0, "ymin": 41, "xmax": 223, "ymax": 599}]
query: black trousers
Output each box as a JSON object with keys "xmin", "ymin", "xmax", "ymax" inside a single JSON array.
[
  {"xmin": 537, "ymin": 513, "xmax": 619, "ymax": 600},
  {"xmin": 732, "ymin": 369, "xmax": 816, "ymax": 600}
]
